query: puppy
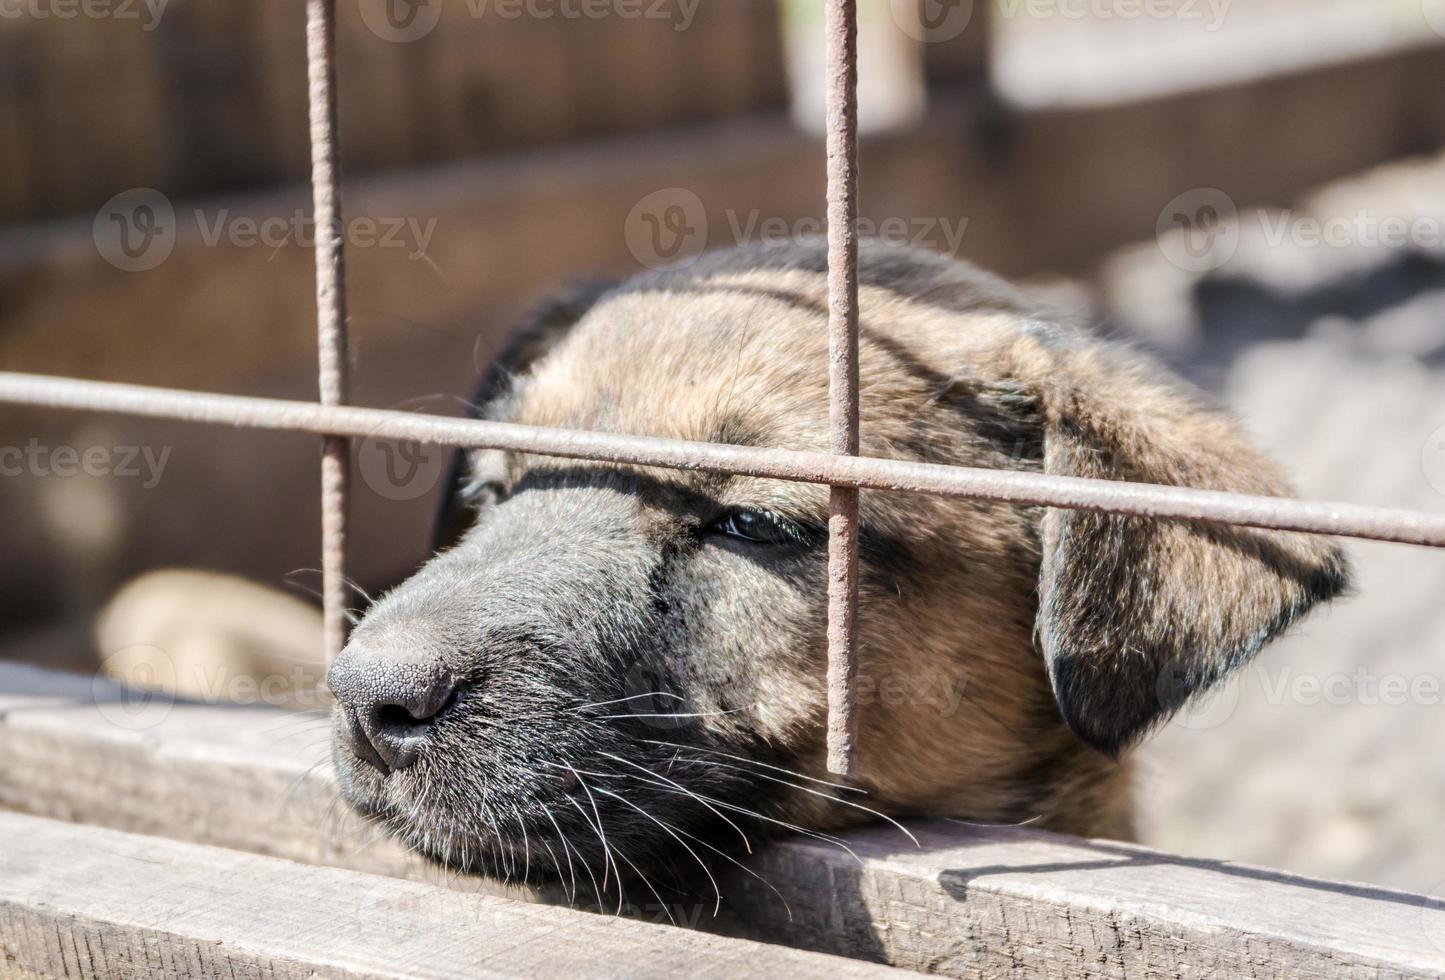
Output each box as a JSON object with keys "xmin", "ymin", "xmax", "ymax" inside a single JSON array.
[{"xmin": 328, "ymin": 239, "xmax": 1347, "ymax": 891}]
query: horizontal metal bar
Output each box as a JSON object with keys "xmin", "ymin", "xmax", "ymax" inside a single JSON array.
[{"xmin": 2, "ymin": 370, "xmax": 1444, "ymax": 548}]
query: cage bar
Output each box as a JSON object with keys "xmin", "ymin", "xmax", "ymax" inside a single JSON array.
[
  {"xmin": 824, "ymin": 0, "xmax": 862, "ymax": 776},
  {"xmin": 305, "ymin": 0, "xmax": 351, "ymax": 664},
  {"xmin": 4, "ymin": 372, "xmax": 1445, "ymax": 551}
]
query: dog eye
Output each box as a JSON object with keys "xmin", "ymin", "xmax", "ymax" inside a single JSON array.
[
  {"xmin": 463, "ymin": 479, "xmax": 508, "ymax": 506},
  {"xmin": 708, "ymin": 509, "xmax": 804, "ymax": 545}
]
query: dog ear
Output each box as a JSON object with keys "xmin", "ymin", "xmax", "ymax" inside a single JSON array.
[
  {"xmin": 1008, "ymin": 326, "xmax": 1350, "ymax": 756},
  {"xmin": 431, "ymin": 279, "xmax": 618, "ymax": 552}
]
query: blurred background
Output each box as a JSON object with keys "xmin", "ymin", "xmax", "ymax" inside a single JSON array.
[{"xmin": 2, "ymin": 0, "xmax": 1444, "ymax": 894}]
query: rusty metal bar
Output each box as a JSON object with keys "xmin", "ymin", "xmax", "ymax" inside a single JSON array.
[
  {"xmin": 824, "ymin": 0, "xmax": 861, "ymax": 776},
  {"xmin": 305, "ymin": 0, "xmax": 350, "ymax": 664},
  {"xmin": 5, "ymin": 372, "xmax": 1445, "ymax": 550}
]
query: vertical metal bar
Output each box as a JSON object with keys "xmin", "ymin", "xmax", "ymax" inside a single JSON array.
[
  {"xmin": 305, "ymin": 0, "xmax": 351, "ymax": 663},
  {"xmin": 824, "ymin": 0, "xmax": 861, "ymax": 776}
]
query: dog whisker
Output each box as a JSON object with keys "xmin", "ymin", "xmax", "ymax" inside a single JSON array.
[
  {"xmin": 593, "ymin": 784, "xmax": 722, "ymax": 917},
  {"xmin": 612, "ymin": 773, "xmax": 862, "ymax": 866},
  {"xmin": 567, "ymin": 692, "xmax": 687, "ymax": 713},
  {"xmin": 545, "ymin": 804, "xmax": 598, "ymax": 906},
  {"xmin": 639, "ymin": 739, "xmax": 867, "ymax": 794},
  {"xmin": 594, "ymin": 751, "xmax": 753, "ymax": 855},
  {"xmin": 644, "ymin": 749, "xmax": 918, "ymax": 847},
  {"xmin": 594, "ymin": 707, "xmax": 750, "ymax": 721},
  {"xmin": 564, "ymin": 762, "xmax": 620, "ymax": 901}
]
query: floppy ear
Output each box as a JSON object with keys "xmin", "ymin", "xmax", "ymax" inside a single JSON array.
[
  {"xmin": 431, "ymin": 279, "xmax": 618, "ymax": 552},
  {"xmin": 1012, "ymin": 328, "xmax": 1350, "ymax": 756}
]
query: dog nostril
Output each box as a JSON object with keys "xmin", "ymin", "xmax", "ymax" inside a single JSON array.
[
  {"xmin": 359, "ymin": 677, "xmax": 460, "ymax": 773},
  {"xmin": 376, "ymin": 702, "xmax": 429, "ymax": 731},
  {"xmin": 329, "ymin": 643, "xmax": 461, "ymax": 775}
]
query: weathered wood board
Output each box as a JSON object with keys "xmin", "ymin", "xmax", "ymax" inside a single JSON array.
[
  {"xmin": 4, "ymin": 661, "xmax": 1445, "ymax": 978},
  {"xmin": 0, "ymin": 812, "xmax": 905, "ymax": 979}
]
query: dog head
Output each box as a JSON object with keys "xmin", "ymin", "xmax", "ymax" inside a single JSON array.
[{"xmin": 328, "ymin": 240, "xmax": 1347, "ymax": 889}]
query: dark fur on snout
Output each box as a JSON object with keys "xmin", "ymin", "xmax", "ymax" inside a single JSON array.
[{"xmin": 330, "ymin": 239, "xmax": 1348, "ymax": 901}]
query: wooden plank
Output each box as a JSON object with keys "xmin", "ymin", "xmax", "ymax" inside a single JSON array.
[
  {"xmin": 5, "ymin": 35, "xmax": 1445, "ymax": 388},
  {"xmin": 0, "ymin": 661, "xmax": 440, "ymax": 887},
  {"xmin": 0, "ymin": 813, "xmax": 903, "ymax": 980},
  {"xmin": 1, "ymin": 0, "xmax": 790, "ymax": 222},
  {"xmin": 4, "ymin": 662, "xmax": 1445, "ymax": 978}
]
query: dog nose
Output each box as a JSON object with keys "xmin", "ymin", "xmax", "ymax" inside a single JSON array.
[{"xmin": 327, "ymin": 643, "xmax": 458, "ymax": 774}]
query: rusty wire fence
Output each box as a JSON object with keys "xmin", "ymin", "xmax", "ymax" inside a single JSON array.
[{"xmin": 3, "ymin": 0, "xmax": 1445, "ymax": 779}]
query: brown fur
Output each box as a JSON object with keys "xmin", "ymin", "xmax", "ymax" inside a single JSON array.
[{"xmin": 333, "ymin": 239, "xmax": 1346, "ymax": 882}]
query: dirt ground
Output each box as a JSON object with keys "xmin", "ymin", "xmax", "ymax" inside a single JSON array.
[{"xmin": 1094, "ymin": 152, "xmax": 1445, "ymax": 894}]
